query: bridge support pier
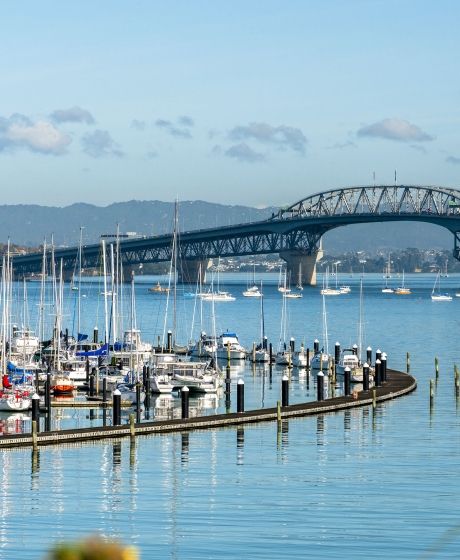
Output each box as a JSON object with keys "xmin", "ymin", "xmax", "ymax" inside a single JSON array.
[
  {"xmin": 279, "ymin": 249, "xmax": 323, "ymax": 287},
  {"xmin": 177, "ymin": 259, "xmax": 210, "ymax": 284}
]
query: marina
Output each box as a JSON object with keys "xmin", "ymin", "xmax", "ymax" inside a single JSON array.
[{"xmin": 1, "ymin": 271, "xmax": 460, "ymax": 557}]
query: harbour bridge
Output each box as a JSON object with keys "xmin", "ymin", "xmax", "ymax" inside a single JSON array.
[{"xmin": 11, "ymin": 185, "xmax": 460, "ymax": 286}]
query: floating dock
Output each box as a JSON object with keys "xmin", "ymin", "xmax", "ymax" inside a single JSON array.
[{"xmin": 0, "ymin": 369, "xmax": 416, "ymax": 449}]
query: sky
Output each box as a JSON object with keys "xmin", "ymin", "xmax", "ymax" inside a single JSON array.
[{"xmin": 0, "ymin": 0, "xmax": 459, "ymax": 209}]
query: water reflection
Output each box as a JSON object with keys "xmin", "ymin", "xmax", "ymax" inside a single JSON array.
[
  {"xmin": 316, "ymin": 414, "xmax": 326, "ymax": 446},
  {"xmin": 236, "ymin": 427, "xmax": 244, "ymax": 465},
  {"xmin": 152, "ymin": 393, "xmax": 220, "ymax": 420},
  {"xmin": 181, "ymin": 432, "xmax": 190, "ymax": 464},
  {"xmin": 0, "ymin": 412, "xmax": 29, "ymax": 435}
]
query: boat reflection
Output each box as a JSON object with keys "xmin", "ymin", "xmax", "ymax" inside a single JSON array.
[
  {"xmin": 0, "ymin": 412, "xmax": 29, "ymax": 435},
  {"xmin": 152, "ymin": 393, "xmax": 220, "ymax": 420}
]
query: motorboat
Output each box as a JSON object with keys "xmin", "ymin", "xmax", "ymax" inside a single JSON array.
[
  {"xmin": 216, "ymin": 332, "xmax": 246, "ymax": 360},
  {"xmin": 148, "ymin": 282, "xmax": 170, "ymax": 294},
  {"xmin": 248, "ymin": 345, "xmax": 270, "ymax": 363},
  {"xmin": 170, "ymin": 361, "xmax": 222, "ymax": 393},
  {"xmin": 116, "ymin": 382, "xmax": 146, "ymax": 405},
  {"xmin": 50, "ymin": 373, "xmax": 75, "ymax": 395},
  {"xmin": 10, "ymin": 326, "xmax": 40, "ymax": 356},
  {"xmin": 275, "ymin": 350, "xmax": 292, "ymax": 366},
  {"xmin": 310, "ymin": 352, "xmax": 331, "ymax": 372},
  {"xmin": 292, "ymin": 348, "xmax": 309, "ymax": 368},
  {"xmin": 339, "ymin": 285, "xmax": 351, "ymax": 294},
  {"xmin": 150, "ymin": 373, "xmax": 174, "ymax": 394},
  {"xmin": 320, "ymin": 287, "xmax": 341, "ymax": 295},
  {"xmin": 200, "ymin": 291, "xmax": 236, "ymax": 302},
  {"xmin": 190, "ymin": 332, "xmax": 217, "ymax": 358}
]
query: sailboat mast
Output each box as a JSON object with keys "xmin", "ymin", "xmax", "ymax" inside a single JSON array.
[
  {"xmin": 77, "ymin": 226, "xmax": 83, "ymax": 338},
  {"xmin": 173, "ymin": 200, "xmax": 178, "ymax": 346},
  {"xmin": 101, "ymin": 239, "xmax": 109, "ymax": 345},
  {"xmin": 1, "ymin": 256, "xmax": 7, "ymax": 379},
  {"xmin": 110, "ymin": 243, "xmax": 116, "ymax": 343},
  {"xmin": 38, "ymin": 240, "xmax": 47, "ymax": 361}
]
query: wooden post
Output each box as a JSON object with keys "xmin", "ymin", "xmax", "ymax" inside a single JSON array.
[
  {"xmin": 129, "ymin": 413, "xmax": 135, "ymax": 438},
  {"xmin": 32, "ymin": 420, "xmax": 38, "ymax": 451}
]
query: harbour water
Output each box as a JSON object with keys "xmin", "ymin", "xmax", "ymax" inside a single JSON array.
[{"xmin": 2, "ymin": 272, "xmax": 460, "ymax": 558}]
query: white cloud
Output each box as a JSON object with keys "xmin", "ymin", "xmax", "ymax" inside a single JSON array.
[
  {"xmin": 357, "ymin": 118, "xmax": 433, "ymax": 142},
  {"xmin": 0, "ymin": 114, "xmax": 71, "ymax": 155}
]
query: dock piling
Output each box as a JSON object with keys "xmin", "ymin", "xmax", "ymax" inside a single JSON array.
[
  {"xmin": 363, "ymin": 363, "xmax": 370, "ymax": 391},
  {"xmin": 344, "ymin": 367, "xmax": 351, "ymax": 396},
  {"xmin": 237, "ymin": 379, "xmax": 245, "ymax": 413},
  {"xmin": 381, "ymin": 353, "xmax": 387, "ymax": 382},
  {"xmin": 317, "ymin": 372, "xmax": 324, "ymax": 401},
  {"xmin": 181, "ymin": 386, "xmax": 190, "ymax": 419},
  {"xmin": 367, "ymin": 346, "xmax": 372, "ymax": 366},
  {"xmin": 32, "ymin": 421, "xmax": 38, "ymax": 451},
  {"xmin": 112, "ymin": 389, "xmax": 121, "ymax": 426},
  {"xmin": 282, "ymin": 375, "xmax": 289, "ymax": 407},
  {"xmin": 375, "ymin": 359, "xmax": 382, "ymax": 387},
  {"xmin": 102, "ymin": 377, "xmax": 107, "ymax": 403},
  {"xmin": 31, "ymin": 393, "xmax": 40, "ymax": 432}
]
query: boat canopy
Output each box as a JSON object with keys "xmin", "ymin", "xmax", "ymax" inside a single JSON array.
[{"xmin": 76, "ymin": 343, "xmax": 109, "ymax": 357}]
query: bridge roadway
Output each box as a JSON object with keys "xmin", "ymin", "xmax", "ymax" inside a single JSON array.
[{"xmin": 11, "ymin": 185, "xmax": 460, "ymax": 285}]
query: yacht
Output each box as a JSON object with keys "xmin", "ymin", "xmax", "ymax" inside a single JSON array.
[
  {"xmin": 190, "ymin": 332, "xmax": 217, "ymax": 358},
  {"xmin": 216, "ymin": 332, "xmax": 246, "ymax": 360},
  {"xmin": 243, "ymin": 285, "xmax": 262, "ymax": 297},
  {"xmin": 200, "ymin": 290, "xmax": 236, "ymax": 302}
]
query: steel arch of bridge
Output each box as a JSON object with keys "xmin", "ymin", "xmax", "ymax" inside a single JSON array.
[
  {"xmin": 10, "ymin": 184, "xmax": 460, "ymax": 276},
  {"xmin": 275, "ymin": 185, "xmax": 460, "ymax": 220}
]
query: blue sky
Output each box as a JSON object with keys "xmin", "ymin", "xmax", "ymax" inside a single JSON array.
[{"xmin": 1, "ymin": 0, "xmax": 459, "ymax": 208}]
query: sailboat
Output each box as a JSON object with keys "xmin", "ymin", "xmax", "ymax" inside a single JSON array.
[
  {"xmin": 200, "ymin": 259, "xmax": 235, "ymax": 301},
  {"xmin": 282, "ymin": 270, "xmax": 302, "ymax": 298},
  {"xmin": 310, "ymin": 292, "xmax": 331, "ymax": 371},
  {"xmin": 431, "ymin": 271, "xmax": 452, "ymax": 301},
  {"xmin": 243, "ymin": 265, "xmax": 262, "ymax": 297},
  {"xmin": 249, "ymin": 283, "xmax": 270, "ymax": 363},
  {"xmin": 320, "ymin": 266, "xmax": 341, "ymax": 295},
  {"xmin": 394, "ymin": 271, "xmax": 411, "ymax": 295},
  {"xmin": 277, "ymin": 265, "xmax": 291, "ymax": 293}
]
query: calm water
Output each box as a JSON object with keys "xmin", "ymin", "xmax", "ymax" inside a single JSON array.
[{"xmin": 2, "ymin": 272, "xmax": 460, "ymax": 558}]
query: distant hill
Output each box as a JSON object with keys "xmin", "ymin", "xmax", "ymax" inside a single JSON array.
[{"xmin": 0, "ymin": 200, "xmax": 452, "ymax": 251}]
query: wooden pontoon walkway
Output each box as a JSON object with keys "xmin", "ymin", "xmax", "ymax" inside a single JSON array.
[{"xmin": 0, "ymin": 369, "xmax": 416, "ymax": 449}]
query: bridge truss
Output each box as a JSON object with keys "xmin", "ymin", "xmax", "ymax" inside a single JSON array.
[{"xmin": 11, "ymin": 185, "xmax": 460, "ymax": 276}]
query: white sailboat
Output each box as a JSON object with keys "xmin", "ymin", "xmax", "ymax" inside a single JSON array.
[
  {"xmin": 320, "ymin": 266, "xmax": 341, "ymax": 296},
  {"xmin": 243, "ymin": 265, "xmax": 262, "ymax": 297},
  {"xmin": 431, "ymin": 271, "xmax": 452, "ymax": 301}
]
